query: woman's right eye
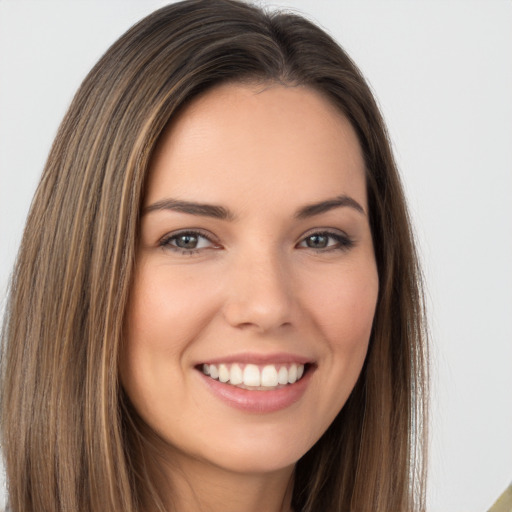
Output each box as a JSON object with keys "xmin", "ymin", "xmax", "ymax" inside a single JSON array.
[{"xmin": 159, "ymin": 230, "xmax": 217, "ymax": 254}]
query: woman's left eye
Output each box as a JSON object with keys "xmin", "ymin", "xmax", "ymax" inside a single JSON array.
[
  {"xmin": 160, "ymin": 231, "xmax": 216, "ymax": 253},
  {"xmin": 297, "ymin": 231, "xmax": 354, "ymax": 251}
]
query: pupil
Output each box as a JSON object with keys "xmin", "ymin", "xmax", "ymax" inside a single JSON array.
[
  {"xmin": 177, "ymin": 234, "xmax": 197, "ymax": 249},
  {"xmin": 308, "ymin": 234, "xmax": 328, "ymax": 248}
]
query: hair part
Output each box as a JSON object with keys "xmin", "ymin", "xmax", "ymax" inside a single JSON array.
[{"xmin": 1, "ymin": 1, "xmax": 428, "ymax": 511}]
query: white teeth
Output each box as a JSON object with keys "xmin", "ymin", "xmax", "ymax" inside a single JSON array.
[
  {"xmin": 261, "ymin": 365, "xmax": 278, "ymax": 387},
  {"xmin": 288, "ymin": 363, "xmax": 297, "ymax": 384},
  {"xmin": 218, "ymin": 364, "xmax": 229, "ymax": 383},
  {"xmin": 201, "ymin": 362, "xmax": 306, "ymax": 389},
  {"xmin": 209, "ymin": 364, "xmax": 219, "ymax": 379},
  {"xmin": 230, "ymin": 363, "xmax": 243, "ymax": 385},
  {"xmin": 277, "ymin": 366, "xmax": 289, "ymax": 385},
  {"xmin": 243, "ymin": 364, "xmax": 261, "ymax": 387}
]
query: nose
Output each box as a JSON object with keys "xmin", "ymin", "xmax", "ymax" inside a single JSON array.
[{"xmin": 222, "ymin": 250, "xmax": 295, "ymax": 333}]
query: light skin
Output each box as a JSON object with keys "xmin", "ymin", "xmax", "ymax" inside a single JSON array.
[{"xmin": 120, "ymin": 82, "xmax": 379, "ymax": 512}]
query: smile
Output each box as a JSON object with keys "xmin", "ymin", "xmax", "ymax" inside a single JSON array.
[
  {"xmin": 198, "ymin": 360, "xmax": 314, "ymax": 413},
  {"xmin": 201, "ymin": 362, "xmax": 305, "ymax": 389}
]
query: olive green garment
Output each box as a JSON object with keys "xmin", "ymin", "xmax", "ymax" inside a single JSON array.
[{"xmin": 488, "ymin": 482, "xmax": 512, "ymax": 512}]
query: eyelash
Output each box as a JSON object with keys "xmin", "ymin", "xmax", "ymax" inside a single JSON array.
[
  {"xmin": 298, "ymin": 230, "xmax": 354, "ymax": 252},
  {"xmin": 159, "ymin": 229, "xmax": 218, "ymax": 256},
  {"xmin": 159, "ymin": 229, "xmax": 354, "ymax": 255}
]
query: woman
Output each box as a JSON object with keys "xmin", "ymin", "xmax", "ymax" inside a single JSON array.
[{"xmin": 0, "ymin": 1, "xmax": 428, "ymax": 511}]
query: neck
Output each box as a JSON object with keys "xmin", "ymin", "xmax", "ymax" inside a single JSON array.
[{"xmin": 156, "ymin": 455, "xmax": 295, "ymax": 512}]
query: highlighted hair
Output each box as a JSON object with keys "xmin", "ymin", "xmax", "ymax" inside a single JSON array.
[{"xmin": 1, "ymin": 1, "xmax": 428, "ymax": 510}]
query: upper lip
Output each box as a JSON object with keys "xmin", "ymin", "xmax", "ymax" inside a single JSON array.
[{"xmin": 196, "ymin": 352, "xmax": 313, "ymax": 366}]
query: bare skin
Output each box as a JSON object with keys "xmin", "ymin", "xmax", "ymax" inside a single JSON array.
[
  {"xmin": 156, "ymin": 456, "xmax": 294, "ymax": 512},
  {"xmin": 121, "ymin": 82, "xmax": 378, "ymax": 512}
]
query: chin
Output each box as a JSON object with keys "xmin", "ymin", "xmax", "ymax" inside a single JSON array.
[{"xmin": 187, "ymin": 422, "xmax": 319, "ymax": 475}]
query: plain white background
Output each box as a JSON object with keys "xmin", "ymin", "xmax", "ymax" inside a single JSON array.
[{"xmin": 0, "ymin": 1, "xmax": 511, "ymax": 510}]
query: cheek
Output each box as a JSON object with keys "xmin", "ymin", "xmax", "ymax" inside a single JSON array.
[
  {"xmin": 119, "ymin": 262, "xmax": 221, "ymax": 410},
  {"xmin": 306, "ymin": 261, "xmax": 378, "ymax": 400},
  {"xmin": 310, "ymin": 265, "xmax": 379, "ymax": 346},
  {"xmin": 125, "ymin": 262, "xmax": 220, "ymax": 351}
]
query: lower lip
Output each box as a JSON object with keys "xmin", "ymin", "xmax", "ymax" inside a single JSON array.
[{"xmin": 198, "ymin": 368, "xmax": 313, "ymax": 413}]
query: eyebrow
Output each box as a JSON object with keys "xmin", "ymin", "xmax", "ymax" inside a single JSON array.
[
  {"xmin": 295, "ymin": 195, "xmax": 366, "ymax": 218},
  {"xmin": 143, "ymin": 199, "xmax": 235, "ymax": 220},
  {"xmin": 142, "ymin": 194, "xmax": 365, "ymax": 220}
]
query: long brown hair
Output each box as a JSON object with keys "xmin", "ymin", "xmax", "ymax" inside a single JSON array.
[{"xmin": 0, "ymin": 1, "xmax": 428, "ymax": 510}]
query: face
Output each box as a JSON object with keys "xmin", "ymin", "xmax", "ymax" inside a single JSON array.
[{"xmin": 120, "ymin": 83, "xmax": 379, "ymax": 476}]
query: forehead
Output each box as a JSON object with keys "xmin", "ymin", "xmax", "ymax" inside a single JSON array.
[{"xmin": 145, "ymin": 82, "xmax": 366, "ymax": 210}]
